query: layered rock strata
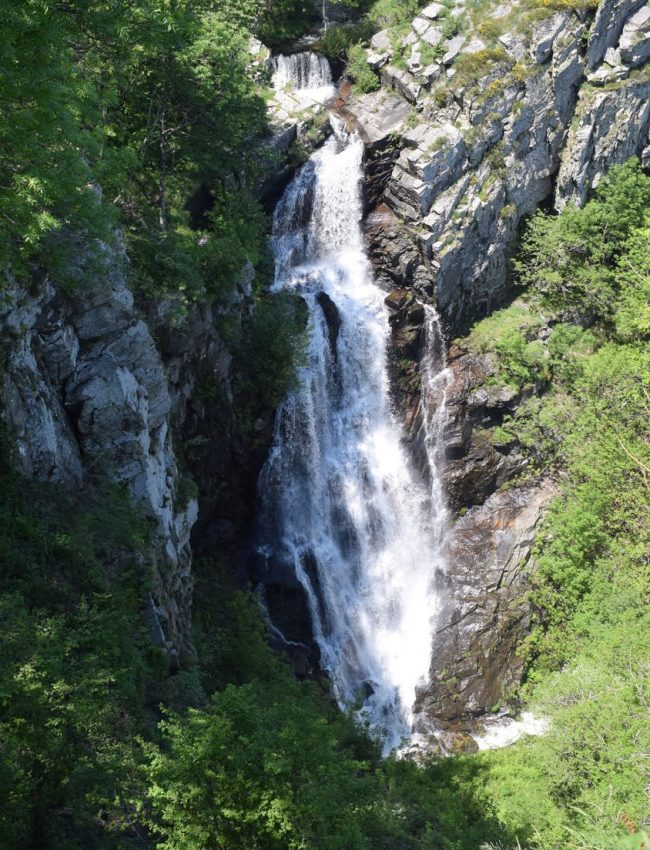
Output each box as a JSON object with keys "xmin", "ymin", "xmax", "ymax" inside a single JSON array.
[{"xmin": 347, "ymin": 0, "xmax": 650, "ymax": 332}]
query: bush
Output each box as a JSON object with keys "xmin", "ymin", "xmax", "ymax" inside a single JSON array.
[
  {"xmin": 256, "ymin": 0, "xmax": 315, "ymax": 49},
  {"xmin": 368, "ymin": 0, "xmax": 421, "ymax": 27},
  {"xmin": 347, "ymin": 43, "xmax": 381, "ymax": 92},
  {"xmin": 234, "ymin": 291, "xmax": 308, "ymax": 413},
  {"xmin": 0, "ymin": 454, "xmax": 155, "ymax": 849},
  {"xmin": 319, "ymin": 20, "xmax": 375, "ymax": 59},
  {"xmin": 454, "ymin": 47, "xmax": 513, "ymax": 85},
  {"xmin": 515, "ymin": 159, "xmax": 650, "ymax": 324}
]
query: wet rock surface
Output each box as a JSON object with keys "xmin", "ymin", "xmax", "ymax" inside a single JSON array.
[
  {"xmin": 440, "ymin": 345, "xmax": 530, "ymax": 511},
  {"xmin": 414, "ymin": 480, "xmax": 557, "ymax": 727}
]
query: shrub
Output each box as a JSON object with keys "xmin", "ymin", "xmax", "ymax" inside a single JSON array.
[
  {"xmin": 234, "ymin": 291, "xmax": 308, "ymax": 412},
  {"xmin": 318, "ymin": 20, "xmax": 375, "ymax": 59},
  {"xmin": 368, "ymin": 0, "xmax": 421, "ymax": 27},
  {"xmin": 347, "ymin": 43, "xmax": 381, "ymax": 92},
  {"xmin": 515, "ymin": 159, "xmax": 650, "ymax": 324},
  {"xmin": 454, "ymin": 47, "xmax": 513, "ymax": 85}
]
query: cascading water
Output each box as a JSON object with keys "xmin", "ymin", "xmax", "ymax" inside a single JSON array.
[
  {"xmin": 420, "ymin": 306, "xmax": 452, "ymax": 530},
  {"xmin": 272, "ymin": 51, "xmax": 334, "ymax": 105},
  {"xmin": 258, "ymin": 116, "xmax": 449, "ymax": 752}
]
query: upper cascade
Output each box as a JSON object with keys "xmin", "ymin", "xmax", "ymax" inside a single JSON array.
[
  {"xmin": 257, "ymin": 116, "xmax": 450, "ymax": 752},
  {"xmin": 272, "ymin": 51, "xmax": 334, "ymax": 104}
]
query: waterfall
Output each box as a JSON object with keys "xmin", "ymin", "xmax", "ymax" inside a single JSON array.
[
  {"xmin": 258, "ymin": 117, "xmax": 449, "ymax": 752},
  {"xmin": 272, "ymin": 51, "xmax": 334, "ymax": 104},
  {"xmin": 420, "ymin": 306, "xmax": 452, "ymax": 535}
]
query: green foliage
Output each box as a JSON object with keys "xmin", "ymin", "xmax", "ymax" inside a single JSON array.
[
  {"xmin": 347, "ymin": 43, "xmax": 381, "ymax": 92},
  {"xmin": 515, "ymin": 159, "xmax": 650, "ymax": 324},
  {"xmin": 149, "ymin": 557, "xmax": 517, "ymax": 850},
  {"xmin": 256, "ymin": 0, "xmax": 316, "ymax": 49},
  {"xmin": 0, "ymin": 444, "xmax": 157, "ymax": 849},
  {"xmin": 523, "ymin": 0, "xmax": 599, "ymax": 11},
  {"xmin": 319, "ymin": 20, "xmax": 376, "ymax": 59},
  {"xmin": 368, "ymin": 0, "xmax": 423, "ymax": 27},
  {"xmin": 613, "ymin": 225, "xmax": 650, "ymax": 341},
  {"xmin": 140, "ymin": 678, "xmax": 375, "ymax": 850},
  {"xmin": 483, "ymin": 615, "xmax": 650, "ymax": 849},
  {"xmin": 453, "ymin": 47, "xmax": 513, "ymax": 85},
  {"xmin": 442, "ymin": 13, "xmax": 463, "ymax": 39},
  {"xmin": 0, "ymin": 0, "xmax": 276, "ymax": 305},
  {"xmin": 0, "ymin": 1, "xmax": 117, "ymax": 276},
  {"xmin": 467, "ymin": 300, "xmax": 548, "ymax": 389},
  {"xmin": 495, "ymin": 332, "xmax": 548, "ymax": 389},
  {"xmin": 234, "ymin": 291, "xmax": 309, "ymax": 414}
]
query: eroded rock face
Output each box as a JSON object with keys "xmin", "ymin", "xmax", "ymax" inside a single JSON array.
[
  {"xmin": 440, "ymin": 345, "xmax": 530, "ymax": 511},
  {"xmin": 586, "ymin": 0, "xmax": 646, "ymax": 68},
  {"xmin": 351, "ymin": 0, "xmax": 650, "ymax": 334},
  {"xmin": 414, "ymin": 480, "xmax": 557, "ymax": 727},
  {"xmin": 0, "ymin": 250, "xmax": 197, "ymax": 663},
  {"xmin": 557, "ymin": 74, "xmax": 650, "ymax": 206}
]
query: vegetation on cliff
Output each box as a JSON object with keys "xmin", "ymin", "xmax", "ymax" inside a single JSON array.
[
  {"xmin": 464, "ymin": 159, "xmax": 650, "ymax": 849},
  {"xmin": 1, "ymin": 0, "xmax": 317, "ymax": 305}
]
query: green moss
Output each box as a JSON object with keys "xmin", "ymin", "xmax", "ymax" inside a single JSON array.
[{"xmin": 454, "ymin": 47, "xmax": 513, "ymax": 86}]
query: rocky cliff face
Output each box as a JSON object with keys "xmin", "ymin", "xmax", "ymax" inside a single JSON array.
[
  {"xmin": 0, "ymin": 247, "xmax": 198, "ymax": 664},
  {"xmin": 344, "ymin": 0, "xmax": 650, "ymax": 725},
  {"xmin": 346, "ymin": 0, "xmax": 650, "ymax": 333},
  {"xmin": 415, "ymin": 480, "xmax": 557, "ymax": 730}
]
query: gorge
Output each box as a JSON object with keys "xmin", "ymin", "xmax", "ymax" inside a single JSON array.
[{"xmin": 1, "ymin": 1, "xmax": 649, "ymax": 848}]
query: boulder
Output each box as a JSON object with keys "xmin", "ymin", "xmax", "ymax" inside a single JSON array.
[
  {"xmin": 421, "ymin": 2, "xmax": 446, "ymax": 19},
  {"xmin": 618, "ymin": 4, "xmax": 650, "ymax": 67},
  {"xmin": 381, "ymin": 65, "xmax": 422, "ymax": 103},
  {"xmin": 443, "ymin": 34, "xmax": 466, "ymax": 64},
  {"xmin": 422, "ymin": 26, "xmax": 444, "ymax": 47}
]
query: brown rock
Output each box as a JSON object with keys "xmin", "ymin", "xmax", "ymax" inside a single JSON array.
[
  {"xmin": 384, "ymin": 289, "xmax": 411, "ymax": 310},
  {"xmin": 414, "ymin": 480, "xmax": 558, "ymax": 727}
]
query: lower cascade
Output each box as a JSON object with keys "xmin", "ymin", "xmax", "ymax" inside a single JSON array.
[{"xmin": 258, "ymin": 116, "xmax": 450, "ymax": 751}]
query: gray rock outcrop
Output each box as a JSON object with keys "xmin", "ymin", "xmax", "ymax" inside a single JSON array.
[
  {"xmin": 440, "ymin": 344, "xmax": 530, "ymax": 510},
  {"xmin": 0, "ymin": 245, "xmax": 197, "ymax": 662},
  {"xmin": 414, "ymin": 480, "xmax": 557, "ymax": 727},
  {"xmin": 348, "ymin": 0, "xmax": 650, "ymax": 333}
]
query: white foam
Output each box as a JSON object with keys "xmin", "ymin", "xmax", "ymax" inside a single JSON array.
[
  {"xmin": 272, "ymin": 52, "xmax": 335, "ymax": 106},
  {"xmin": 472, "ymin": 712, "xmax": 550, "ymax": 750},
  {"xmin": 259, "ymin": 119, "xmax": 450, "ymax": 753}
]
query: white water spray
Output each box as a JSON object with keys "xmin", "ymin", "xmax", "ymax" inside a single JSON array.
[
  {"xmin": 272, "ymin": 51, "xmax": 335, "ymax": 106},
  {"xmin": 420, "ymin": 306, "xmax": 452, "ymax": 527},
  {"xmin": 259, "ymin": 117, "xmax": 449, "ymax": 751}
]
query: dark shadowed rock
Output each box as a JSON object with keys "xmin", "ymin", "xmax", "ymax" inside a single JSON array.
[
  {"xmin": 414, "ymin": 480, "xmax": 557, "ymax": 727},
  {"xmin": 316, "ymin": 290, "xmax": 342, "ymax": 354},
  {"xmin": 439, "ymin": 348, "xmax": 529, "ymax": 510}
]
